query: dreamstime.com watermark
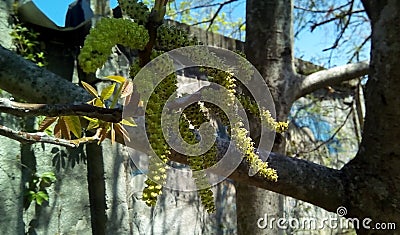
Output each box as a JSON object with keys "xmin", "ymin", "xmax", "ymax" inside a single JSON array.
[{"xmin": 257, "ymin": 206, "xmax": 397, "ymax": 231}]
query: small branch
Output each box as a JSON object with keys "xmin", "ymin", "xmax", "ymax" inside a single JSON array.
[
  {"xmin": 292, "ymin": 61, "xmax": 369, "ymax": 101},
  {"xmin": 170, "ymin": 0, "xmax": 239, "ymax": 17},
  {"xmin": 296, "ymin": 107, "xmax": 353, "ymax": 155},
  {"xmin": 0, "ymin": 98, "xmax": 123, "ymax": 123},
  {"xmin": 0, "ymin": 125, "xmax": 77, "ymax": 148},
  {"xmin": 294, "ymin": 2, "xmax": 352, "ymax": 14},
  {"xmin": 348, "ymin": 35, "xmax": 371, "ymax": 62},
  {"xmin": 190, "ymin": 0, "xmax": 238, "ymax": 30}
]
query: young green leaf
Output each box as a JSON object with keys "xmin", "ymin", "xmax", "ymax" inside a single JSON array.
[
  {"xmin": 105, "ymin": 75, "xmax": 126, "ymax": 84},
  {"xmin": 35, "ymin": 191, "xmax": 49, "ymax": 205},
  {"xmin": 121, "ymin": 117, "xmax": 136, "ymax": 127},
  {"xmin": 63, "ymin": 116, "xmax": 82, "ymax": 138},
  {"xmin": 94, "ymin": 98, "xmax": 105, "ymax": 107},
  {"xmin": 101, "ymin": 83, "xmax": 116, "ymax": 100}
]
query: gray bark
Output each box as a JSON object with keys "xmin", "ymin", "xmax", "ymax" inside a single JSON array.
[
  {"xmin": 0, "ymin": 45, "xmax": 91, "ymax": 104},
  {"xmin": 237, "ymin": 0, "xmax": 296, "ymax": 234}
]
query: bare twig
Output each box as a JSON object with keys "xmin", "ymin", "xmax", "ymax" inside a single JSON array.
[
  {"xmin": 294, "ymin": 2, "xmax": 352, "ymax": 14},
  {"xmin": 348, "ymin": 35, "xmax": 371, "ymax": 62},
  {"xmin": 0, "ymin": 125, "xmax": 77, "ymax": 148},
  {"xmin": 295, "ymin": 107, "xmax": 353, "ymax": 155},
  {"xmin": 169, "ymin": 0, "xmax": 239, "ymax": 17},
  {"xmin": 190, "ymin": 0, "xmax": 238, "ymax": 31}
]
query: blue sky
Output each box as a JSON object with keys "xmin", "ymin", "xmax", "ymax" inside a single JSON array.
[{"xmin": 32, "ymin": 0, "xmax": 365, "ymax": 67}]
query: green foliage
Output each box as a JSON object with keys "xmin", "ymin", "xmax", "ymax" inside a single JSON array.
[
  {"xmin": 182, "ymin": 103, "xmax": 217, "ymax": 213},
  {"xmin": 25, "ymin": 172, "xmax": 56, "ymax": 208},
  {"xmin": 10, "ymin": 24, "xmax": 47, "ymax": 67},
  {"xmin": 40, "ymin": 76, "xmax": 135, "ymax": 146},
  {"xmin": 142, "ymin": 55, "xmax": 177, "ymax": 205},
  {"xmin": 156, "ymin": 24, "xmax": 200, "ymax": 51},
  {"xmin": 78, "ymin": 18, "xmax": 149, "ymax": 73},
  {"xmin": 118, "ymin": 0, "xmax": 150, "ymax": 25}
]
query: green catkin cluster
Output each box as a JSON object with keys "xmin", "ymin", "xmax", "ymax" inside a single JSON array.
[
  {"xmin": 156, "ymin": 24, "xmax": 199, "ymax": 51},
  {"xmin": 204, "ymin": 69, "xmax": 236, "ymax": 128},
  {"xmin": 78, "ymin": 18, "xmax": 149, "ymax": 73},
  {"xmin": 117, "ymin": 0, "xmax": 150, "ymax": 25},
  {"xmin": 142, "ymin": 53, "xmax": 178, "ymax": 206},
  {"xmin": 201, "ymin": 66, "xmax": 279, "ymax": 181},
  {"xmin": 239, "ymin": 96, "xmax": 289, "ymax": 133},
  {"xmin": 180, "ymin": 105, "xmax": 217, "ymax": 213}
]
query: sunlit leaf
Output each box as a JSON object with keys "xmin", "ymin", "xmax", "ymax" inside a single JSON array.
[
  {"xmin": 83, "ymin": 116, "xmax": 101, "ymax": 130},
  {"xmin": 94, "ymin": 98, "xmax": 104, "ymax": 107},
  {"xmin": 35, "ymin": 191, "xmax": 49, "ymax": 205},
  {"xmin": 86, "ymin": 120, "xmax": 100, "ymax": 130},
  {"xmin": 63, "ymin": 116, "xmax": 82, "ymax": 138},
  {"xmin": 39, "ymin": 117, "xmax": 57, "ymax": 131},
  {"xmin": 120, "ymin": 117, "xmax": 136, "ymax": 127},
  {"xmin": 82, "ymin": 81, "xmax": 99, "ymax": 97},
  {"xmin": 41, "ymin": 172, "xmax": 56, "ymax": 183},
  {"xmin": 105, "ymin": 75, "xmax": 126, "ymax": 84},
  {"xmin": 101, "ymin": 83, "xmax": 116, "ymax": 100}
]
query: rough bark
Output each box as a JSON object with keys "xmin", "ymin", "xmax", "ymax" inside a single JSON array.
[
  {"xmin": 237, "ymin": 0, "xmax": 296, "ymax": 234},
  {"xmin": 340, "ymin": 0, "xmax": 400, "ymax": 233},
  {"xmin": 0, "ymin": 45, "xmax": 91, "ymax": 104}
]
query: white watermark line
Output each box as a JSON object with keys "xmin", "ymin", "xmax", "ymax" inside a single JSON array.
[{"xmin": 257, "ymin": 206, "xmax": 397, "ymax": 231}]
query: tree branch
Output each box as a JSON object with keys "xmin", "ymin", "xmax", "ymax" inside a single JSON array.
[
  {"xmin": 292, "ymin": 61, "xmax": 369, "ymax": 101},
  {"xmin": 0, "ymin": 45, "xmax": 91, "ymax": 104},
  {"xmin": 0, "ymin": 124, "xmax": 77, "ymax": 148},
  {"xmin": 0, "ymin": 42, "xmax": 346, "ymax": 213},
  {"xmin": 0, "ymin": 98, "xmax": 123, "ymax": 123},
  {"xmin": 228, "ymin": 153, "xmax": 345, "ymax": 213}
]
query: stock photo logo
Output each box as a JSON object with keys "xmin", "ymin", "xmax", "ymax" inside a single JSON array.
[{"xmin": 122, "ymin": 45, "xmax": 284, "ymax": 211}]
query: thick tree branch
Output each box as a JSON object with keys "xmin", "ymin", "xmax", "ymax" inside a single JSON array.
[
  {"xmin": 292, "ymin": 60, "xmax": 369, "ymax": 101},
  {"xmin": 228, "ymin": 153, "xmax": 345, "ymax": 213},
  {"xmin": 167, "ymin": 146, "xmax": 345, "ymax": 213},
  {"xmin": 0, "ymin": 98, "xmax": 123, "ymax": 123},
  {"xmin": 0, "ymin": 45, "xmax": 91, "ymax": 104}
]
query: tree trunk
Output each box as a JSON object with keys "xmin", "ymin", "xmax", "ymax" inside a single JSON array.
[
  {"xmin": 236, "ymin": 0, "xmax": 296, "ymax": 234},
  {"xmin": 340, "ymin": 1, "xmax": 400, "ymax": 233}
]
